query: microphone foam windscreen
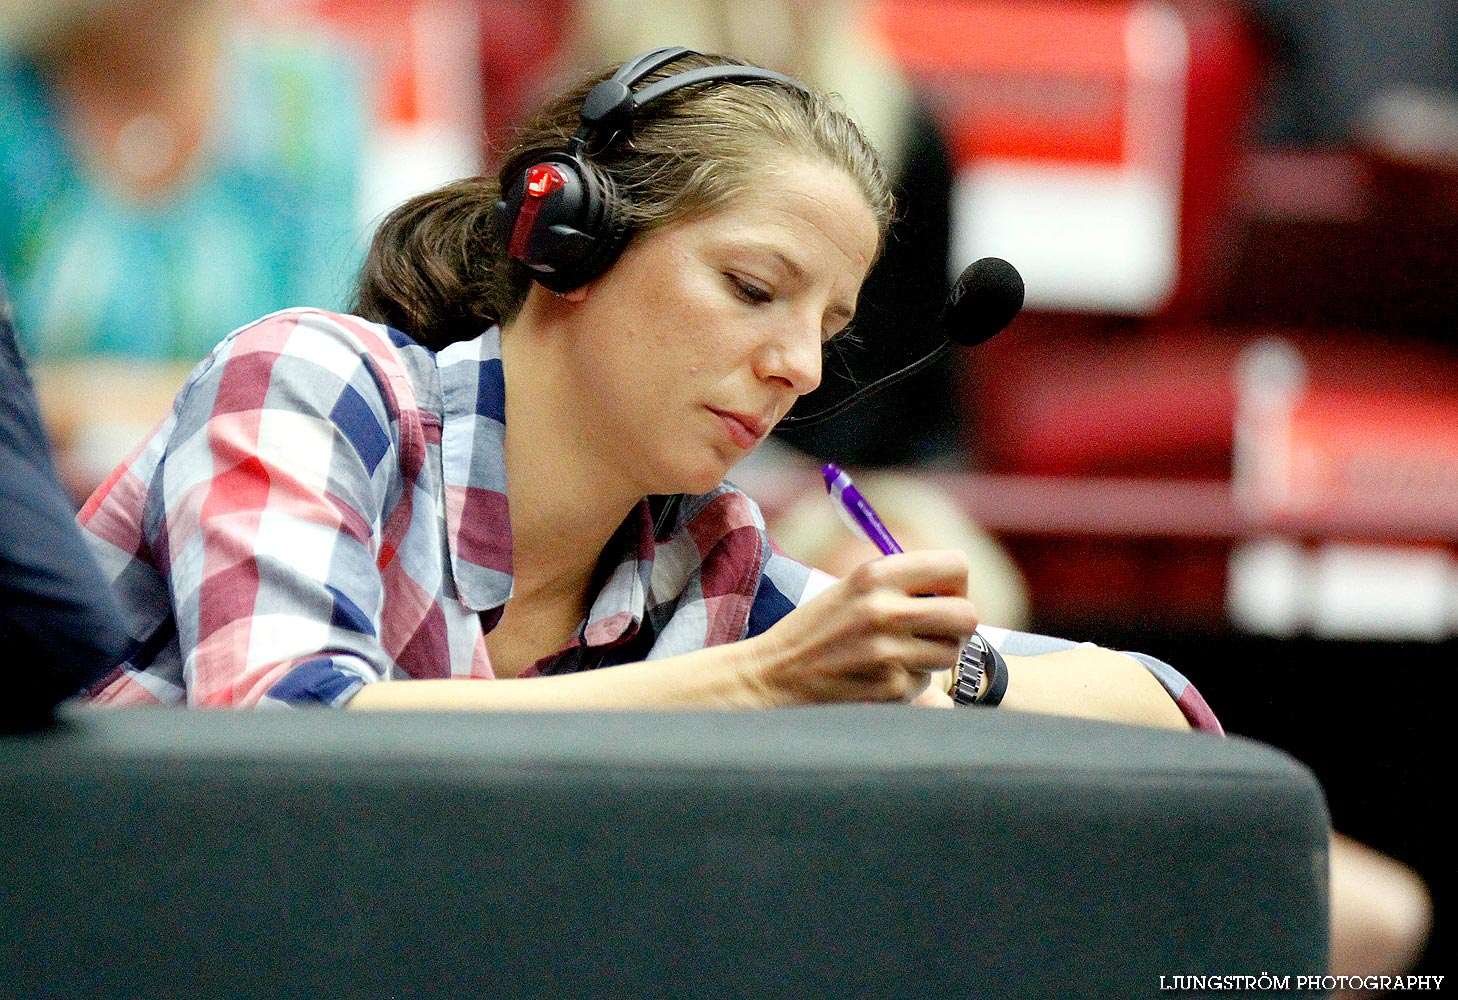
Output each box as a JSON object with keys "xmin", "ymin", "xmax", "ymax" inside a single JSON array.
[{"xmin": 945, "ymin": 257, "xmax": 1025, "ymax": 347}]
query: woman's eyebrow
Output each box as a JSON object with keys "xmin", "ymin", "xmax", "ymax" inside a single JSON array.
[
  {"xmin": 761, "ymin": 248, "xmax": 856, "ymax": 325},
  {"xmin": 770, "ymin": 248, "xmax": 806, "ymax": 281}
]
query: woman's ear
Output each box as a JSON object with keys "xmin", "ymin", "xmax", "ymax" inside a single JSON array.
[{"xmin": 522, "ymin": 280, "xmax": 591, "ymax": 319}]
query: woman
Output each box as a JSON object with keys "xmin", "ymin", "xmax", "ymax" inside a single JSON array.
[{"xmin": 78, "ymin": 48, "xmax": 1212, "ymax": 731}]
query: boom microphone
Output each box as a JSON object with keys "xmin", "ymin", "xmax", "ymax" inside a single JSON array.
[
  {"xmin": 775, "ymin": 256, "xmax": 1025, "ymax": 428},
  {"xmin": 944, "ymin": 256, "xmax": 1026, "ymax": 348}
]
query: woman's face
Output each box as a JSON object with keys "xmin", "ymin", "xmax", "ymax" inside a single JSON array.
[{"xmin": 560, "ymin": 156, "xmax": 879, "ymax": 496}]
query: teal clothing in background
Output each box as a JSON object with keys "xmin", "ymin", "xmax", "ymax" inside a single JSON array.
[{"xmin": 0, "ymin": 25, "xmax": 366, "ymax": 362}]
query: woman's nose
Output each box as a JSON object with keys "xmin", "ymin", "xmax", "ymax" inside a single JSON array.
[{"xmin": 758, "ymin": 316, "xmax": 823, "ymax": 395}]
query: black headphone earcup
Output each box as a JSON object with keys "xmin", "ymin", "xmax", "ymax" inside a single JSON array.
[
  {"xmin": 492, "ymin": 50, "xmax": 809, "ymax": 296},
  {"xmin": 493, "ymin": 155, "xmax": 629, "ymax": 293},
  {"xmin": 562, "ymin": 166, "xmax": 630, "ymax": 290}
]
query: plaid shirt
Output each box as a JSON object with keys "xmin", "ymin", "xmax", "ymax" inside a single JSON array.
[
  {"xmin": 79, "ymin": 309, "xmax": 821, "ymax": 707},
  {"xmin": 78, "ymin": 307, "xmax": 1221, "ymax": 731}
]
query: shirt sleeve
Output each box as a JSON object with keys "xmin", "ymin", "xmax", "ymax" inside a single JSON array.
[
  {"xmin": 155, "ymin": 311, "xmax": 408, "ymax": 707},
  {"xmin": 0, "ymin": 305, "xmax": 129, "ymax": 717}
]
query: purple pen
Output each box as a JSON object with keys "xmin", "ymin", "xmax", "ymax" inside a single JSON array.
[{"xmin": 821, "ymin": 463, "xmax": 903, "ymax": 555}]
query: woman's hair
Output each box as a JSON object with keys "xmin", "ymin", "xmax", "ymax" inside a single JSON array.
[
  {"xmin": 352, "ymin": 51, "xmax": 894, "ymax": 350},
  {"xmin": 571, "ymin": 0, "xmax": 920, "ymax": 177}
]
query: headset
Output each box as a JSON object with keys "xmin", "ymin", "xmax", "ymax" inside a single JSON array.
[{"xmin": 490, "ymin": 47, "xmax": 809, "ymax": 293}]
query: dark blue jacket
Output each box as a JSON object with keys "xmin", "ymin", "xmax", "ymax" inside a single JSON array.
[{"xmin": 1, "ymin": 289, "xmax": 127, "ymax": 722}]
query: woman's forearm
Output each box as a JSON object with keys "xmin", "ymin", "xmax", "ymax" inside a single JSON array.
[
  {"xmin": 350, "ymin": 553, "xmax": 986, "ymax": 712},
  {"xmin": 348, "ymin": 640, "xmax": 1191, "ymax": 727},
  {"xmin": 346, "ymin": 641, "xmax": 773, "ymax": 711},
  {"xmin": 998, "ymin": 646, "xmax": 1191, "ymax": 730}
]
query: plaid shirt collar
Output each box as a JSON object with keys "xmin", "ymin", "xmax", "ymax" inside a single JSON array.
[{"xmin": 434, "ymin": 326, "xmax": 755, "ymax": 661}]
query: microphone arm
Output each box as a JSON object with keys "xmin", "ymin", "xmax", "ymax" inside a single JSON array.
[
  {"xmin": 774, "ymin": 256, "xmax": 1023, "ymax": 431},
  {"xmin": 774, "ymin": 338, "xmax": 953, "ymax": 428}
]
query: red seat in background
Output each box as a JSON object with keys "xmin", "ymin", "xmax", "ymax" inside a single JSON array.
[
  {"xmin": 870, "ymin": 0, "xmax": 1262, "ymax": 480},
  {"xmin": 871, "ymin": 0, "xmax": 1458, "ymax": 636}
]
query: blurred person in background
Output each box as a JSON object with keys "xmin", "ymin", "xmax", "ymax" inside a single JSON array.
[
  {"xmin": 0, "ymin": 0, "xmax": 367, "ymax": 496},
  {"xmin": 1328, "ymin": 832, "xmax": 1432, "ymax": 1000},
  {"xmin": 565, "ymin": 0, "xmax": 962, "ymax": 469}
]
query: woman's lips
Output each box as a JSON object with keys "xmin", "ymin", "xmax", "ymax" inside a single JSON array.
[{"xmin": 708, "ymin": 408, "xmax": 769, "ymax": 450}]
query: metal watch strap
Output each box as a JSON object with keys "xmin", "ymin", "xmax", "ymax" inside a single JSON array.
[
  {"xmin": 953, "ymin": 632, "xmax": 1008, "ymax": 707},
  {"xmin": 952, "ymin": 634, "xmax": 989, "ymax": 706},
  {"xmin": 980, "ymin": 638, "xmax": 1008, "ymax": 707}
]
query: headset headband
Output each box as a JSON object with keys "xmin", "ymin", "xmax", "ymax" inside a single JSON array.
[
  {"xmin": 494, "ymin": 47, "xmax": 811, "ymax": 293},
  {"xmin": 569, "ymin": 46, "xmax": 809, "ymax": 154}
]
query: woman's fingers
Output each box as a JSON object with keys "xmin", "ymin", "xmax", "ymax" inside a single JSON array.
[
  {"xmin": 755, "ymin": 547, "xmax": 984, "ymax": 706},
  {"xmin": 858, "ymin": 593, "xmax": 980, "ymax": 647},
  {"xmin": 848, "ymin": 556, "xmax": 977, "ymax": 702},
  {"xmin": 848, "ymin": 637, "xmax": 958, "ymax": 701},
  {"xmin": 842, "ymin": 549, "xmax": 972, "ymax": 598},
  {"xmin": 857, "ymin": 630, "xmax": 965, "ymax": 675},
  {"xmin": 911, "ymin": 682, "xmax": 955, "ymax": 709}
]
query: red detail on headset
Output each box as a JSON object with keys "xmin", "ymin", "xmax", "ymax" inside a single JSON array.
[
  {"xmin": 525, "ymin": 164, "xmax": 566, "ymax": 198},
  {"xmin": 510, "ymin": 164, "xmax": 567, "ymax": 261}
]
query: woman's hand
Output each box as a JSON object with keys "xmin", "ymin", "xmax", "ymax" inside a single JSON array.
[
  {"xmin": 911, "ymin": 673, "xmax": 956, "ymax": 708},
  {"xmin": 743, "ymin": 550, "xmax": 979, "ymax": 706}
]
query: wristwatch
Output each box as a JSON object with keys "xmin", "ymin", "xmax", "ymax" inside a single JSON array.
[{"xmin": 951, "ymin": 632, "xmax": 1008, "ymax": 707}]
